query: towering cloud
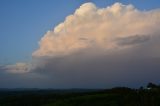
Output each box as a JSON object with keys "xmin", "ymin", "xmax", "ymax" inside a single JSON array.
[
  {"xmin": 33, "ymin": 2, "xmax": 160, "ymax": 57},
  {"xmin": 1, "ymin": 2, "xmax": 160, "ymax": 88}
]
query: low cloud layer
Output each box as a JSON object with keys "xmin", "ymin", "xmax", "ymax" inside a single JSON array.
[
  {"xmin": 2, "ymin": 63, "xmax": 31, "ymax": 74},
  {"xmin": 0, "ymin": 2, "xmax": 160, "ymax": 88}
]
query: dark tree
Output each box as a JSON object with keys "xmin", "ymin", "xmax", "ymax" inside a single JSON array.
[
  {"xmin": 139, "ymin": 86, "xmax": 144, "ymax": 90},
  {"xmin": 147, "ymin": 82, "xmax": 158, "ymax": 89}
]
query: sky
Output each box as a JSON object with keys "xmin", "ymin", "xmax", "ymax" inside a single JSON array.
[{"xmin": 0, "ymin": 0, "xmax": 160, "ymax": 88}]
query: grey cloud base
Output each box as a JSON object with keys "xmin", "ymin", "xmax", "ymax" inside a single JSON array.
[{"xmin": 1, "ymin": 46, "xmax": 160, "ymax": 88}]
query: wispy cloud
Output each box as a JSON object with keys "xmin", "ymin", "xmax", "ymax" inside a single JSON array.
[
  {"xmin": 1, "ymin": 63, "xmax": 31, "ymax": 74},
  {"xmin": 115, "ymin": 34, "xmax": 150, "ymax": 46}
]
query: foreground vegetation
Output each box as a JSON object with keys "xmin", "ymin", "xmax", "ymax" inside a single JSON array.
[{"xmin": 0, "ymin": 83, "xmax": 160, "ymax": 106}]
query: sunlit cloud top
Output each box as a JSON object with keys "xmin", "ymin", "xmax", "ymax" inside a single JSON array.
[{"xmin": 33, "ymin": 2, "xmax": 160, "ymax": 57}]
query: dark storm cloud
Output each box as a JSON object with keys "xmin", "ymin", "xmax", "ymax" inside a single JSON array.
[
  {"xmin": 1, "ymin": 42, "xmax": 160, "ymax": 88},
  {"xmin": 30, "ymin": 46, "xmax": 160, "ymax": 88}
]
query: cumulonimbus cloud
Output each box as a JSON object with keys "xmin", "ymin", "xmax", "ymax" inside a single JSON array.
[
  {"xmin": 1, "ymin": 2, "xmax": 160, "ymax": 88},
  {"xmin": 3, "ymin": 2, "xmax": 160, "ymax": 73},
  {"xmin": 33, "ymin": 2, "xmax": 160, "ymax": 57}
]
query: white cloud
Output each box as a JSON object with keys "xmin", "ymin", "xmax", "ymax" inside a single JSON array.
[
  {"xmin": 33, "ymin": 2, "xmax": 160, "ymax": 57},
  {"xmin": 2, "ymin": 63, "xmax": 31, "ymax": 74}
]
